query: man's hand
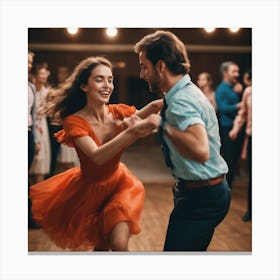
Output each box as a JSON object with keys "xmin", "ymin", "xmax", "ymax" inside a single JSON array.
[{"xmin": 130, "ymin": 114, "xmax": 162, "ymax": 138}]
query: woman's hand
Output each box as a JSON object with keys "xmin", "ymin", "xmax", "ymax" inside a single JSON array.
[
  {"xmin": 123, "ymin": 114, "xmax": 142, "ymax": 128},
  {"xmin": 115, "ymin": 115, "xmax": 142, "ymax": 131},
  {"xmin": 229, "ymin": 129, "xmax": 238, "ymax": 140},
  {"xmin": 129, "ymin": 114, "xmax": 162, "ymax": 138}
]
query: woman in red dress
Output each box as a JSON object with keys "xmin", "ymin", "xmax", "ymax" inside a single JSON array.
[{"xmin": 29, "ymin": 56, "xmax": 162, "ymax": 251}]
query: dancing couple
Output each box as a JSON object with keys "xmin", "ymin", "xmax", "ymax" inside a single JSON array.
[{"xmin": 29, "ymin": 30, "xmax": 230, "ymax": 252}]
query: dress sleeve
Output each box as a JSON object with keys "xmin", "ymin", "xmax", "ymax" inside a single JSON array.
[
  {"xmin": 109, "ymin": 104, "xmax": 136, "ymax": 119},
  {"xmin": 54, "ymin": 116, "xmax": 89, "ymax": 147}
]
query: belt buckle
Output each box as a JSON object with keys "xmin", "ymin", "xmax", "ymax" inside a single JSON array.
[{"xmin": 206, "ymin": 178, "xmax": 212, "ymax": 186}]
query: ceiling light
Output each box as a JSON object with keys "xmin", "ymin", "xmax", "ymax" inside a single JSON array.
[
  {"xmin": 106, "ymin": 28, "xmax": 118, "ymax": 38},
  {"xmin": 229, "ymin": 28, "xmax": 240, "ymax": 33},
  {"xmin": 204, "ymin": 28, "xmax": 216, "ymax": 33},
  {"xmin": 67, "ymin": 28, "xmax": 79, "ymax": 35}
]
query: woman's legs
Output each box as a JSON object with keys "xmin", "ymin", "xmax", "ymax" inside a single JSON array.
[
  {"xmin": 34, "ymin": 174, "xmax": 45, "ymax": 183},
  {"xmin": 93, "ymin": 222, "xmax": 131, "ymax": 251},
  {"xmin": 109, "ymin": 222, "xmax": 131, "ymax": 251}
]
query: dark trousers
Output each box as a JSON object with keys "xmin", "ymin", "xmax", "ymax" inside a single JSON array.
[
  {"xmin": 48, "ymin": 121, "xmax": 62, "ymax": 177},
  {"xmin": 163, "ymin": 180, "xmax": 231, "ymax": 251},
  {"xmin": 28, "ymin": 130, "xmax": 38, "ymax": 227},
  {"xmin": 28, "ymin": 130, "xmax": 35, "ymax": 169},
  {"xmin": 220, "ymin": 126, "xmax": 245, "ymax": 188},
  {"xmin": 246, "ymin": 136, "xmax": 252, "ymax": 216}
]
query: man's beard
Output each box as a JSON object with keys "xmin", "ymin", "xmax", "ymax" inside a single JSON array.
[
  {"xmin": 149, "ymin": 71, "xmax": 162, "ymax": 94},
  {"xmin": 231, "ymin": 76, "xmax": 239, "ymax": 84}
]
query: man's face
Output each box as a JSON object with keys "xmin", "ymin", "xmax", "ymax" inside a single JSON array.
[
  {"xmin": 139, "ymin": 51, "xmax": 162, "ymax": 93},
  {"xmin": 224, "ymin": 64, "xmax": 239, "ymax": 85}
]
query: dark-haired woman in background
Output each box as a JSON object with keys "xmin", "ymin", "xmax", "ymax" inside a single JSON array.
[{"xmin": 197, "ymin": 72, "xmax": 217, "ymax": 112}]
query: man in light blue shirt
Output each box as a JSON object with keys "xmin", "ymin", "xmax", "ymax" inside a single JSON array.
[
  {"xmin": 135, "ymin": 30, "xmax": 231, "ymax": 251},
  {"xmin": 164, "ymin": 74, "xmax": 228, "ymax": 181}
]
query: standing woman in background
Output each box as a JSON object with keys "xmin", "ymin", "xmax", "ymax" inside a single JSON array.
[
  {"xmin": 229, "ymin": 69, "xmax": 252, "ymax": 221},
  {"xmin": 197, "ymin": 72, "xmax": 217, "ymax": 112},
  {"xmin": 29, "ymin": 64, "xmax": 51, "ymax": 184},
  {"xmin": 29, "ymin": 56, "xmax": 162, "ymax": 251},
  {"xmin": 48, "ymin": 66, "xmax": 78, "ymax": 175}
]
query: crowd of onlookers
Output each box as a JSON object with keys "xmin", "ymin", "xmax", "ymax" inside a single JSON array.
[
  {"xmin": 28, "ymin": 52, "xmax": 79, "ymax": 187},
  {"xmin": 197, "ymin": 62, "xmax": 252, "ymax": 222},
  {"xmin": 28, "ymin": 52, "xmax": 80, "ymax": 228}
]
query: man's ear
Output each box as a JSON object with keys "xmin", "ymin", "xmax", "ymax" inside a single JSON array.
[
  {"xmin": 156, "ymin": 60, "xmax": 166, "ymax": 74},
  {"xmin": 80, "ymin": 84, "xmax": 87, "ymax": 93}
]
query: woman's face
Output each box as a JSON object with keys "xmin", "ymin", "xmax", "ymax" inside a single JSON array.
[
  {"xmin": 197, "ymin": 73, "xmax": 208, "ymax": 88},
  {"xmin": 35, "ymin": 68, "xmax": 49, "ymax": 85},
  {"xmin": 82, "ymin": 64, "xmax": 114, "ymax": 104},
  {"xmin": 243, "ymin": 72, "xmax": 251, "ymax": 87}
]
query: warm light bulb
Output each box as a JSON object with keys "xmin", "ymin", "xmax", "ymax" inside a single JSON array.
[
  {"xmin": 204, "ymin": 27, "xmax": 216, "ymax": 33},
  {"xmin": 229, "ymin": 27, "xmax": 240, "ymax": 33},
  {"xmin": 106, "ymin": 28, "xmax": 118, "ymax": 38},
  {"xmin": 67, "ymin": 28, "xmax": 79, "ymax": 35}
]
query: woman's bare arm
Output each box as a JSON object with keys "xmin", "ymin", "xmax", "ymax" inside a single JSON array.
[{"xmin": 74, "ymin": 115, "xmax": 158, "ymax": 165}]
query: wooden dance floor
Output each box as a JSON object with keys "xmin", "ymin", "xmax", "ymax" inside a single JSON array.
[{"xmin": 28, "ymin": 175, "xmax": 251, "ymax": 252}]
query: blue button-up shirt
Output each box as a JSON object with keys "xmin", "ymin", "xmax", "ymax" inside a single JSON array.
[
  {"xmin": 215, "ymin": 81, "xmax": 239, "ymax": 127},
  {"xmin": 164, "ymin": 74, "xmax": 228, "ymax": 180}
]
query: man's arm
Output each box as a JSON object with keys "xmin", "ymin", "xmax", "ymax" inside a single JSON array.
[
  {"xmin": 215, "ymin": 88, "xmax": 240, "ymax": 114},
  {"xmin": 135, "ymin": 99, "xmax": 163, "ymax": 119},
  {"xmin": 229, "ymin": 88, "xmax": 249, "ymax": 140},
  {"xmin": 164, "ymin": 123, "xmax": 210, "ymax": 163}
]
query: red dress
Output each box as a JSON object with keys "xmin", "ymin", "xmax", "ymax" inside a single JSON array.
[{"xmin": 29, "ymin": 104, "xmax": 145, "ymax": 251}]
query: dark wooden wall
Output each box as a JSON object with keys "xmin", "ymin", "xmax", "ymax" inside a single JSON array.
[{"xmin": 29, "ymin": 28, "xmax": 251, "ymax": 106}]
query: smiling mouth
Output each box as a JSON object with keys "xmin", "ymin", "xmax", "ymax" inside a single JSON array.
[{"xmin": 99, "ymin": 91, "xmax": 111, "ymax": 97}]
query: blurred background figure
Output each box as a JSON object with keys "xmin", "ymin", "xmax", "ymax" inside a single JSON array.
[
  {"xmin": 197, "ymin": 72, "xmax": 217, "ymax": 111},
  {"xmin": 229, "ymin": 69, "xmax": 252, "ymax": 221},
  {"xmin": 233, "ymin": 81, "xmax": 243, "ymax": 97},
  {"xmin": 47, "ymin": 66, "xmax": 71, "ymax": 177},
  {"xmin": 29, "ymin": 64, "xmax": 51, "ymax": 184},
  {"xmin": 55, "ymin": 66, "xmax": 70, "ymax": 86},
  {"xmin": 28, "ymin": 51, "xmax": 38, "ymax": 170},
  {"xmin": 28, "ymin": 51, "xmax": 41, "ymax": 229},
  {"xmin": 215, "ymin": 61, "xmax": 245, "ymax": 189},
  {"xmin": 56, "ymin": 145, "xmax": 79, "ymax": 173}
]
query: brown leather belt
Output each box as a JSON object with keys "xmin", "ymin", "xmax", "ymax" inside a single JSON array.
[{"xmin": 176, "ymin": 175, "xmax": 225, "ymax": 190}]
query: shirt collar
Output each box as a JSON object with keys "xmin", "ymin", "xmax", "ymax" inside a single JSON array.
[
  {"xmin": 164, "ymin": 74, "xmax": 191, "ymax": 104},
  {"xmin": 222, "ymin": 80, "xmax": 233, "ymax": 88}
]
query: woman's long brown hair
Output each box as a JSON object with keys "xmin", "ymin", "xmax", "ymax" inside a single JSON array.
[{"xmin": 44, "ymin": 56, "xmax": 112, "ymax": 125}]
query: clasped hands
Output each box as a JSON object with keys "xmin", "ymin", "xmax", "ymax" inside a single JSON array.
[{"xmin": 118, "ymin": 114, "xmax": 162, "ymax": 138}]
